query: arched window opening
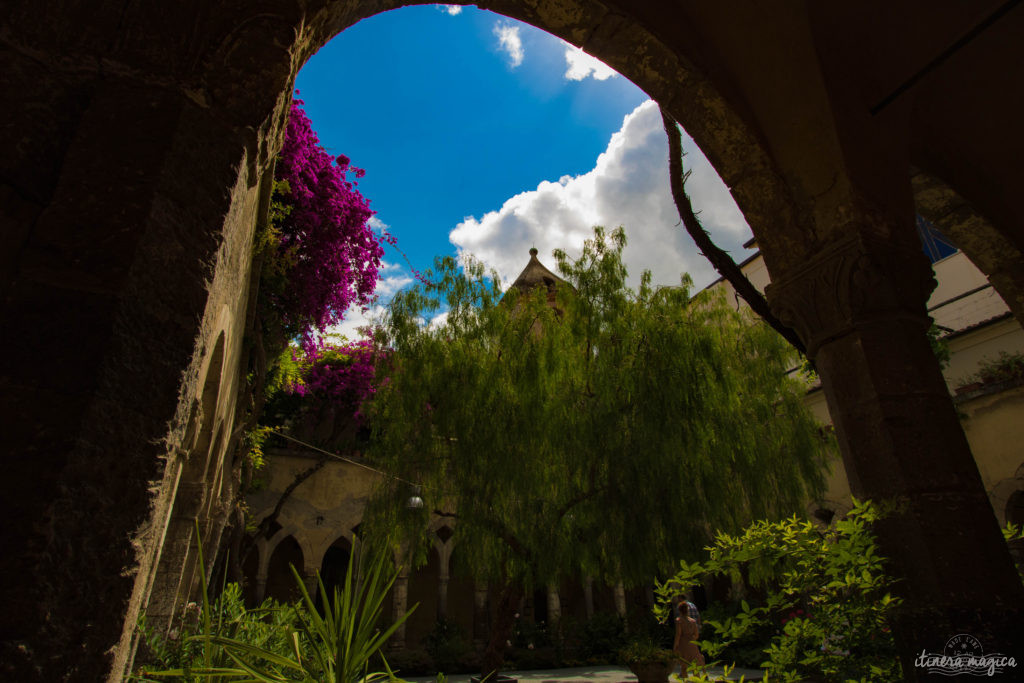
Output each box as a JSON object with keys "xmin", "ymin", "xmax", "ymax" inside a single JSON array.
[
  {"xmin": 264, "ymin": 536, "xmax": 304, "ymax": 604},
  {"xmin": 317, "ymin": 537, "xmax": 352, "ymax": 612}
]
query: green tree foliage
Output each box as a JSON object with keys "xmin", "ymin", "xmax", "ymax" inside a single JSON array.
[
  {"xmin": 365, "ymin": 227, "xmax": 831, "ymax": 673},
  {"xmin": 655, "ymin": 499, "xmax": 902, "ymax": 682}
]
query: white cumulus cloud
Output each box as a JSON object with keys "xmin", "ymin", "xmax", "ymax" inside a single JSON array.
[
  {"xmin": 563, "ymin": 43, "xmax": 617, "ymax": 81},
  {"xmin": 325, "ymin": 260, "xmax": 413, "ymax": 341},
  {"xmin": 325, "ymin": 304, "xmax": 386, "ymax": 342},
  {"xmin": 449, "ymin": 100, "xmax": 753, "ymax": 290},
  {"xmin": 493, "ymin": 22, "xmax": 524, "ymax": 68},
  {"xmin": 373, "ymin": 261, "xmax": 414, "ymax": 298},
  {"xmin": 437, "ymin": 4, "xmax": 463, "ymax": 15}
]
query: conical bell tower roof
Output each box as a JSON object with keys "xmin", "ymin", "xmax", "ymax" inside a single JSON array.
[
  {"xmin": 509, "ymin": 248, "xmax": 569, "ymax": 294},
  {"xmin": 505, "ymin": 248, "xmax": 575, "ymax": 314}
]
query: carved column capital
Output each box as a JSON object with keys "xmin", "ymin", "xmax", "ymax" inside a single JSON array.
[{"xmin": 765, "ymin": 231, "xmax": 936, "ymax": 357}]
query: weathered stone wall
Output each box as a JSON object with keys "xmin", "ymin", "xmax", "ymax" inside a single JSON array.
[
  {"xmin": 0, "ymin": 4, "xmax": 287, "ymax": 676},
  {"xmin": 246, "ymin": 450, "xmax": 384, "ymax": 577},
  {"xmin": 958, "ymin": 383, "xmax": 1024, "ymax": 524}
]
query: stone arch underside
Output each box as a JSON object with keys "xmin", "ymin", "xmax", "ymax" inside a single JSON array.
[
  {"xmin": 263, "ymin": 535, "xmax": 307, "ymax": 603},
  {"xmin": 911, "ymin": 167, "xmax": 1024, "ymax": 327},
  {"xmin": 2, "ymin": 1, "xmax": 1024, "ymax": 681}
]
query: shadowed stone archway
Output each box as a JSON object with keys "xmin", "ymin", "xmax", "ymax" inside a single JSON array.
[{"xmin": 2, "ymin": 1, "xmax": 1023, "ymax": 680}]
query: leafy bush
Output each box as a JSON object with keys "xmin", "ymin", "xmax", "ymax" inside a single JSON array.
[
  {"xmin": 135, "ymin": 533, "xmax": 413, "ymax": 682},
  {"xmin": 1004, "ymin": 522, "xmax": 1024, "ymax": 582},
  {"xmin": 511, "ymin": 615, "xmax": 552, "ymax": 650},
  {"xmin": 970, "ymin": 351, "xmax": 1024, "ymax": 386},
  {"xmin": 628, "ymin": 607, "xmax": 674, "ymax": 650},
  {"xmin": 656, "ymin": 499, "xmax": 902, "ymax": 683},
  {"xmin": 423, "ymin": 618, "xmax": 472, "ymax": 673},
  {"xmin": 618, "ymin": 636, "xmax": 678, "ymax": 665},
  {"xmin": 576, "ymin": 612, "xmax": 627, "ymax": 662},
  {"xmin": 685, "ymin": 602, "xmax": 772, "ymax": 671},
  {"xmin": 134, "ymin": 584, "xmax": 299, "ymax": 680},
  {"xmin": 926, "ymin": 323, "xmax": 951, "ymax": 371},
  {"xmin": 258, "ymin": 337, "xmax": 388, "ymax": 453},
  {"xmin": 281, "ymin": 337, "xmax": 384, "ymax": 419}
]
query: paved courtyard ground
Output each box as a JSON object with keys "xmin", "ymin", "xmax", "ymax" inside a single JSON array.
[{"xmin": 405, "ymin": 663, "xmax": 765, "ymax": 682}]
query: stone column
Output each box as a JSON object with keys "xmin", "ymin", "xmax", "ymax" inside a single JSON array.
[
  {"xmin": 302, "ymin": 569, "xmax": 319, "ymax": 603},
  {"xmin": 473, "ymin": 579, "xmax": 490, "ymax": 646},
  {"xmin": 391, "ymin": 573, "xmax": 410, "ymax": 650},
  {"xmin": 437, "ymin": 573, "xmax": 450, "ymax": 621},
  {"xmin": 583, "ymin": 577, "xmax": 594, "ymax": 620},
  {"xmin": 545, "ymin": 582, "xmax": 562, "ymax": 628},
  {"xmin": 436, "ymin": 541, "xmax": 451, "ymax": 621},
  {"xmin": 254, "ymin": 539, "xmax": 270, "ymax": 603},
  {"xmin": 612, "ymin": 583, "xmax": 627, "ymax": 620},
  {"xmin": 767, "ymin": 231, "xmax": 1024, "ymax": 676}
]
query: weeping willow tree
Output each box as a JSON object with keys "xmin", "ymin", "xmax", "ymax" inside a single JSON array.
[{"xmin": 364, "ymin": 226, "xmax": 830, "ymax": 676}]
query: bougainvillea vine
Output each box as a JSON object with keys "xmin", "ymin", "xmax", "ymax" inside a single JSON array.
[
  {"xmin": 271, "ymin": 97, "xmax": 390, "ymax": 350},
  {"xmin": 285, "ymin": 337, "xmax": 388, "ymax": 423}
]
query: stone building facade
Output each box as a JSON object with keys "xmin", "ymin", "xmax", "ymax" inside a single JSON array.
[
  {"xmin": 249, "ymin": 239, "xmax": 1024, "ymax": 654},
  {"xmin": 3, "ymin": 2, "xmax": 1023, "ymax": 679},
  {"xmin": 713, "ymin": 233, "xmax": 1024, "ymax": 534}
]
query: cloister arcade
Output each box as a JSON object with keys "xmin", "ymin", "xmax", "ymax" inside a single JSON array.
[{"xmin": 2, "ymin": 1, "xmax": 1023, "ymax": 680}]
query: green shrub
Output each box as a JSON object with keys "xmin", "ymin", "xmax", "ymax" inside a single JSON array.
[
  {"xmin": 972, "ymin": 351, "xmax": 1024, "ymax": 385},
  {"xmin": 133, "ymin": 584, "xmax": 300, "ymax": 679},
  {"xmin": 628, "ymin": 607, "xmax": 674, "ymax": 650},
  {"xmin": 512, "ymin": 615, "xmax": 552, "ymax": 650},
  {"xmin": 694, "ymin": 602, "xmax": 775, "ymax": 671},
  {"xmin": 618, "ymin": 636, "xmax": 677, "ymax": 666},
  {"xmin": 135, "ymin": 530, "xmax": 413, "ymax": 683},
  {"xmin": 577, "ymin": 612, "xmax": 627, "ymax": 662},
  {"xmin": 1004, "ymin": 522, "xmax": 1024, "ymax": 582},
  {"xmin": 656, "ymin": 499, "xmax": 902, "ymax": 683},
  {"xmin": 423, "ymin": 618, "xmax": 471, "ymax": 673}
]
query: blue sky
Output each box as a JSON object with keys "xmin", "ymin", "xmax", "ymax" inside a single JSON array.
[{"xmin": 295, "ymin": 5, "xmax": 755, "ymax": 337}]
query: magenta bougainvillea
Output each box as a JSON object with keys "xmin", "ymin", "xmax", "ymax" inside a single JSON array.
[
  {"xmin": 272, "ymin": 98, "xmax": 392, "ymax": 349},
  {"xmin": 286, "ymin": 338, "xmax": 388, "ymax": 422}
]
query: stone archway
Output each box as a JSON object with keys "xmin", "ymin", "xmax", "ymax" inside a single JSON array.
[
  {"xmin": 263, "ymin": 535, "xmax": 307, "ymax": 604},
  {"xmin": 318, "ymin": 535, "xmax": 354, "ymax": 608},
  {"xmin": 3, "ymin": 2, "xmax": 1024, "ymax": 680},
  {"xmin": 912, "ymin": 167, "xmax": 1024, "ymax": 325}
]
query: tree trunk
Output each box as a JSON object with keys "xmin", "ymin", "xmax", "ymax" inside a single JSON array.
[{"xmin": 480, "ymin": 581, "xmax": 523, "ymax": 679}]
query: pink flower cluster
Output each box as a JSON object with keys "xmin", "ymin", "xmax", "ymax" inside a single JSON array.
[
  {"xmin": 287, "ymin": 338, "xmax": 387, "ymax": 423},
  {"xmin": 780, "ymin": 608, "xmax": 807, "ymax": 626},
  {"xmin": 273, "ymin": 97, "xmax": 386, "ymax": 348}
]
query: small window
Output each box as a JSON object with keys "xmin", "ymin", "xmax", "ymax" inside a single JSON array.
[{"xmin": 916, "ymin": 215, "xmax": 959, "ymax": 263}]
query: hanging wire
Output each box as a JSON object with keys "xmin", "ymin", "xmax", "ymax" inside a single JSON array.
[{"xmin": 266, "ymin": 428, "xmax": 424, "ymax": 489}]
